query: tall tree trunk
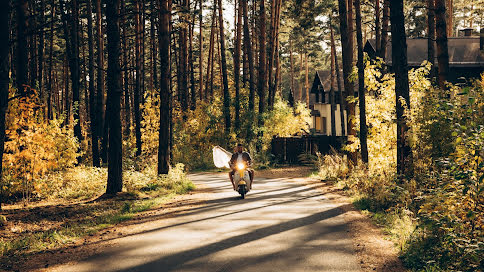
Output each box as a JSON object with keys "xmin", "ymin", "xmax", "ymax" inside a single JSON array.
[
  {"xmin": 375, "ymin": 0, "xmax": 381, "ymax": 53},
  {"xmin": 267, "ymin": 0, "xmax": 275, "ymax": 108},
  {"xmin": 267, "ymin": 0, "xmax": 281, "ymax": 108},
  {"xmin": 379, "ymin": 0, "xmax": 389, "ymax": 58},
  {"xmin": 234, "ymin": 0, "xmax": 243, "ymax": 131},
  {"xmin": 299, "ymin": 52, "xmax": 303, "ymax": 101},
  {"xmin": 258, "ymin": 0, "xmax": 266, "ymax": 127},
  {"xmin": 427, "ymin": 0, "xmax": 436, "ymax": 78},
  {"xmin": 355, "ymin": 0, "xmax": 368, "ymax": 164},
  {"xmin": 446, "ymin": 0, "xmax": 453, "ymax": 37},
  {"xmin": 69, "ymin": 0, "xmax": 83, "ymax": 155},
  {"xmin": 47, "ymin": 0, "xmax": 55, "ymax": 119},
  {"xmin": 0, "ymin": 0, "xmax": 10, "ymax": 210},
  {"xmin": 96, "ymin": 0, "xmax": 106, "ymax": 162},
  {"xmin": 16, "ymin": 0, "xmax": 29, "ymax": 95},
  {"xmin": 64, "ymin": 55, "xmax": 70, "ymax": 119},
  {"xmin": 205, "ymin": 0, "xmax": 216, "ymax": 99},
  {"xmin": 29, "ymin": 0, "xmax": 37, "ymax": 89},
  {"xmin": 134, "ymin": 0, "xmax": 143, "ymax": 155},
  {"xmin": 243, "ymin": 0, "xmax": 254, "ymax": 113},
  {"xmin": 87, "ymin": 0, "xmax": 100, "ymax": 167},
  {"xmin": 331, "ymin": 19, "xmax": 345, "ymax": 136},
  {"xmin": 189, "ymin": 14, "xmax": 196, "ymax": 110},
  {"xmin": 121, "ymin": 0, "xmax": 130, "ymax": 137},
  {"xmin": 330, "ymin": 37, "xmax": 337, "ymax": 137},
  {"xmin": 140, "ymin": 0, "xmax": 146, "ymax": 104},
  {"xmin": 347, "ymin": 0, "xmax": 354, "ymax": 59},
  {"xmin": 435, "ymin": 0, "xmax": 449, "ymax": 89},
  {"xmin": 179, "ymin": 0, "xmax": 189, "ymax": 114},
  {"xmin": 158, "ymin": 0, "xmax": 171, "ymax": 175},
  {"xmin": 199, "ymin": 0, "xmax": 203, "ymax": 100},
  {"xmin": 60, "ymin": 0, "xmax": 82, "ymax": 146},
  {"xmin": 105, "ymin": 0, "xmax": 123, "ymax": 194},
  {"xmin": 217, "ymin": 0, "xmax": 231, "ymax": 134},
  {"xmin": 338, "ymin": 0, "xmax": 357, "ymax": 166},
  {"xmin": 390, "ymin": 0, "xmax": 413, "ymax": 178},
  {"xmin": 151, "ymin": 0, "xmax": 158, "ymax": 92},
  {"xmin": 38, "ymin": 0, "xmax": 45, "ymax": 96},
  {"xmin": 305, "ymin": 53, "xmax": 309, "ymax": 106},
  {"xmin": 289, "ymin": 38, "xmax": 295, "ymax": 107}
]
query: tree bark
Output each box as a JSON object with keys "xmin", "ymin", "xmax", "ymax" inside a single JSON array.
[
  {"xmin": 289, "ymin": 38, "xmax": 295, "ymax": 107},
  {"xmin": 234, "ymin": 0, "xmax": 243, "ymax": 131},
  {"xmin": 87, "ymin": 0, "xmax": 100, "ymax": 167},
  {"xmin": 390, "ymin": 0, "xmax": 413, "ymax": 178},
  {"xmin": 305, "ymin": 53, "xmax": 309, "ymax": 106},
  {"xmin": 121, "ymin": 0, "xmax": 130, "ymax": 138},
  {"xmin": 435, "ymin": 0, "xmax": 449, "ymax": 89},
  {"xmin": 379, "ymin": 0, "xmax": 389, "ymax": 58},
  {"xmin": 331, "ymin": 16, "xmax": 345, "ymax": 136},
  {"xmin": 158, "ymin": 0, "xmax": 171, "ymax": 175},
  {"xmin": 217, "ymin": 0, "xmax": 231, "ymax": 134},
  {"xmin": 257, "ymin": 0, "xmax": 267, "ymax": 135},
  {"xmin": 242, "ymin": 0, "xmax": 255, "ymax": 113},
  {"xmin": 338, "ymin": 0, "xmax": 357, "ymax": 166},
  {"xmin": 151, "ymin": 0, "xmax": 158, "ymax": 92},
  {"xmin": 179, "ymin": 0, "xmax": 189, "ymax": 114},
  {"xmin": 47, "ymin": 0, "xmax": 55, "ymax": 120},
  {"xmin": 134, "ymin": 0, "xmax": 143, "ymax": 155},
  {"xmin": 446, "ymin": 0, "xmax": 453, "ymax": 37},
  {"xmin": 189, "ymin": 13, "xmax": 196, "ymax": 110},
  {"xmin": 60, "ymin": 0, "xmax": 82, "ymax": 148},
  {"xmin": 375, "ymin": 0, "xmax": 381, "ymax": 53},
  {"xmin": 96, "ymin": 0, "xmax": 106, "ymax": 163},
  {"xmin": 427, "ymin": 0, "xmax": 436, "ymax": 78},
  {"xmin": 105, "ymin": 0, "xmax": 123, "ymax": 194},
  {"xmin": 268, "ymin": 0, "xmax": 281, "ymax": 108},
  {"xmin": 16, "ymin": 0, "xmax": 29, "ymax": 95},
  {"xmin": 198, "ymin": 0, "xmax": 203, "ymax": 100},
  {"xmin": 205, "ymin": 0, "xmax": 216, "ymax": 99},
  {"xmin": 38, "ymin": 0, "xmax": 45, "ymax": 96},
  {"xmin": 330, "ymin": 23, "xmax": 337, "ymax": 137},
  {"xmin": 0, "ymin": 0, "xmax": 10, "ymax": 210},
  {"xmin": 355, "ymin": 0, "xmax": 368, "ymax": 163}
]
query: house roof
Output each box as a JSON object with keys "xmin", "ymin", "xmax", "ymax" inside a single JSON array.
[
  {"xmin": 310, "ymin": 70, "xmax": 343, "ymax": 94},
  {"xmin": 365, "ymin": 37, "xmax": 484, "ymax": 67}
]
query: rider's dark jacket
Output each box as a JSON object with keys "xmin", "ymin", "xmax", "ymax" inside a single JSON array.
[{"xmin": 229, "ymin": 152, "xmax": 252, "ymax": 167}]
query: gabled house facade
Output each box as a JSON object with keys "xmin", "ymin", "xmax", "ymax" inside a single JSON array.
[{"xmin": 308, "ymin": 70, "xmax": 347, "ymax": 136}]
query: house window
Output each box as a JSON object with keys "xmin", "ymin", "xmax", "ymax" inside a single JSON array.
[
  {"xmin": 322, "ymin": 117, "xmax": 327, "ymax": 135},
  {"xmin": 315, "ymin": 116, "xmax": 321, "ymax": 132}
]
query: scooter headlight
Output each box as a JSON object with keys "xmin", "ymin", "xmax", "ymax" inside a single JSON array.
[{"xmin": 236, "ymin": 162, "xmax": 245, "ymax": 170}]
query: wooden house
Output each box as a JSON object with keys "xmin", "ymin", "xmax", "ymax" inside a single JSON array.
[{"xmin": 308, "ymin": 70, "xmax": 347, "ymax": 136}]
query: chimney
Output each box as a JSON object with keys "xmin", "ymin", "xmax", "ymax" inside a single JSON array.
[{"xmin": 464, "ymin": 28, "xmax": 473, "ymax": 37}]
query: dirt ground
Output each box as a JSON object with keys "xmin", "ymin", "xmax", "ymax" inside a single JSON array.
[{"xmin": 1, "ymin": 167, "xmax": 406, "ymax": 272}]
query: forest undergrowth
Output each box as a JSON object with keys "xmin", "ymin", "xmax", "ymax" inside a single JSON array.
[
  {"xmin": 0, "ymin": 163, "xmax": 193, "ymax": 266},
  {"xmin": 317, "ymin": 61, "xmax": 483, "ymax": 272}
]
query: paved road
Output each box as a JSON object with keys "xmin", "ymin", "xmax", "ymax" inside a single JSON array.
[{"xmin": 58, "ymin": 173, "xmax": 360, "ymax": 272}]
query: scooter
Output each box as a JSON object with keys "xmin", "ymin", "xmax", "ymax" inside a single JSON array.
[{"xmin": 233, "ymin": 162, "xmax": 251, "ymax": 199}]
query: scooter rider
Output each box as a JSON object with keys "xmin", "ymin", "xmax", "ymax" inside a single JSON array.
[{"xmin": 229, "ymin": 144, "xmax": 254, "ymax": 190}]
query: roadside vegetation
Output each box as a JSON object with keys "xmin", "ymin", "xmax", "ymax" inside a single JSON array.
[
  {"xmin": 0, "ymin": 163, "xmax": 193, "ymax": 266},
  {"xmin": 316, "ymin": 62, "xmax": 483, "ymax": 271}
]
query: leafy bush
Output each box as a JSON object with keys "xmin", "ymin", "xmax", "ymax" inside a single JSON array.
[
  {"xmin": 2, "ymin": 92, "xmax": 80, "ymax": 202},
  {"xmin": 319, "ymin": 59, "xmax": 483, "ymax": 271}
]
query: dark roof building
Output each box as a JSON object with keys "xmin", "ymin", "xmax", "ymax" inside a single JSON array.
[{"xmin": 364, "ymin": 34, "xmax": 484, "ymax": 82}]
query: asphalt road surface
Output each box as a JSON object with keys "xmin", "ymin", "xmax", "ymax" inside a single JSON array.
[{"xmin": 57, "ymin": 173, "xmax": 360, "ymax": 272}]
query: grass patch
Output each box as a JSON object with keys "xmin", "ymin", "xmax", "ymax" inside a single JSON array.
[{"xmin": 0, "ymin": 163, "xmax": 195, "ymax": 264}]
